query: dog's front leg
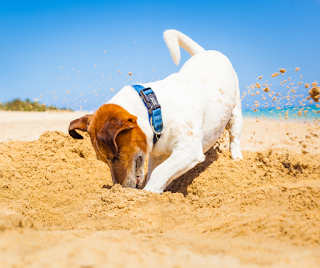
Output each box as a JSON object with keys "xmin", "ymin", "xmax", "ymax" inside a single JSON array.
[{"xmin": 143, "ymin": 144, "xmax": 205, "ymax": 193}]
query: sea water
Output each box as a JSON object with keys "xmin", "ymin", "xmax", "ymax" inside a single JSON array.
[{"xmin": 242, "ymin": 105, "xmax": 320, "ymax": 121}]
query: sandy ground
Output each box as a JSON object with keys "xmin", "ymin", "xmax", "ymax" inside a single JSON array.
[
  {"xmin": 1, "ymin": 110, "xmax": 319, "ymax": 154},
  {"xmin": 0, "ymin": 111, "xmax": 90, "ymax": 142},
  {"xmin": 0, "ymin": 111, "xmax": 320, "ymax": 268}
]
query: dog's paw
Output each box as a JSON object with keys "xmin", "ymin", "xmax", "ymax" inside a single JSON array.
[{"xmin": 143, "ymin": 185, "xmax": 164, "ymax": 194}]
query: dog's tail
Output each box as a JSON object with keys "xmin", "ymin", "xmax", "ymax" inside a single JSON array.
[{"xmin": 163, "ymin": 29, "xmax": 205, "ymax": 65}]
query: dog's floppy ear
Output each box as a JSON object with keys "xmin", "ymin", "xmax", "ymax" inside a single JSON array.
[
  {"xmin": 69, "ymin": 115, "xmax": 92, "ymax": 139},
  {"xmin": 97, "ymin": 118, "xmax": 135, "ymax": 156}
]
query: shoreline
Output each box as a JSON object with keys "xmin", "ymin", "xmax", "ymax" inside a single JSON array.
[
  {"xmin": 0, "ymin": 111, "xmax": 319, "ymax": 154},
  {"xmin": 242, "ymin": 116, "xmax": 320, "ymax": 123}
]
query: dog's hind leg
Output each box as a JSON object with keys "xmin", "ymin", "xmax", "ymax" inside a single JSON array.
[{"xmin": 227, "ymin": 86, "xmax": 243, "ymax": 160}]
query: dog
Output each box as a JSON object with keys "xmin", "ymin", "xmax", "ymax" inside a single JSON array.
[{"xmin": 69, "ymin": 29, "xmax": 243, "ymax": 193}]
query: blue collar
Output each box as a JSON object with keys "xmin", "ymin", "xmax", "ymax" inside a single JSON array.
[{"xmin": 131, "ymin": 85, "xmax": 163, "ymax": 143}]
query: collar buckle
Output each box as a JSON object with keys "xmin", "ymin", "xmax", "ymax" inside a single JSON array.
[{"xmin": 139, "ymin": 88, "xmax": 161, "ymax": 114}]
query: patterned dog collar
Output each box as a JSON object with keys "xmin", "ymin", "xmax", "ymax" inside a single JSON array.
[{"xmin": 131, "ymin": 85, "xmax": 163, "ymax": 143}]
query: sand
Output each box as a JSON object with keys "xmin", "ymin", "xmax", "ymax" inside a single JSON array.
[
  {"xmin": 0, "ymin": 111, "xmax": 320, "ymax": 268},
  {"xmin": 1, "ymin": 111, "xmax": 319, "ymax": 154},
  {"xmin": 0, "ymin": 111, "xmax": 89, "ymax": 142}
]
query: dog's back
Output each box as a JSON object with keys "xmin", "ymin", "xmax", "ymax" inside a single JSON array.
[{"xmin": 159, "ymin": 30, "xmax": 242, "ymax": 157}]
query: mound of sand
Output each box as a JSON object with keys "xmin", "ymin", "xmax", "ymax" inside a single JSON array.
[{"xmin": 1, "ymin": 131, "xmax": 320, "ymax": 267}]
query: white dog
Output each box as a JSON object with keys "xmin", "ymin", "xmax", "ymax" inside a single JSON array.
[{"xmin": 69, "ymin": 29, "xmax": 243, "ymax": 193}]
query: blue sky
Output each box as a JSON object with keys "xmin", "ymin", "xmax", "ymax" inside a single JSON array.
[{"xmin": 0, "ymin": 0, "xmax": 319, "ymax": 111}]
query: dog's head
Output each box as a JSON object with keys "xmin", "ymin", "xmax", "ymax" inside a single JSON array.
[{"xmin": 69, "ymin": 104, "xmax": 147, "ymax": 189}]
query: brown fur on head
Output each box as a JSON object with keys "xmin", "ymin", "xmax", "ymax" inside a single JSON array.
[{"xmin": 69, "ymin": 104, "xmax": 147, "ymax": 189}]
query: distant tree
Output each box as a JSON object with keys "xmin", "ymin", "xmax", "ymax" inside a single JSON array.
[{"xmin": 0, "ymin": 99, "xmax": 72, "ymax": 112}]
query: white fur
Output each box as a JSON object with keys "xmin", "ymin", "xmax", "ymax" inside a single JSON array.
[
  {"xmin": 109, "ymin": 29, "xmax": 243, "ymax": 193},
  {"xmin": 163, "ymin": 29, "xmax": 205, "ymax": 65}
]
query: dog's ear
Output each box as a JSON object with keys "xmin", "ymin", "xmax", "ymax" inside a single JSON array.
[
  {"xmin": 97, "ymin": 118, "xmax": 136, "ymax": 156},
  {"xmin": 69, "ymin": 115, "xmax": 92, "ymax": 139}
]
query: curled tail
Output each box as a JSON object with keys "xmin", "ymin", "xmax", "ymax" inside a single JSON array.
[{"xmin": 163, "ymin": 29, "xmax": 205, "ymax": 65}]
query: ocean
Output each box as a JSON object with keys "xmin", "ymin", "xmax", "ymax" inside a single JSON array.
[{"xmin": 242, "ymin": 105, "xmax": 320, "ymax": 121}]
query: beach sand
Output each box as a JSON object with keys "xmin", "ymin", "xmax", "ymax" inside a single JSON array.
[
  {"xmin": 1, "ymin": 111, "xmax": 319, "ymax": 154},
  {"xmin": 0, "ymin": 111, "xmax": 319, "ymax": 267},
  {"xmin": 0, "ymin": 111, "xmax": 89, "ymax": 142}
]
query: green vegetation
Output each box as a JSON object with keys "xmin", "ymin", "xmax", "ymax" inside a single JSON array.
[{"xmin": 0, "ymin": 99, "xmax": 72, "ymax": 112}]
